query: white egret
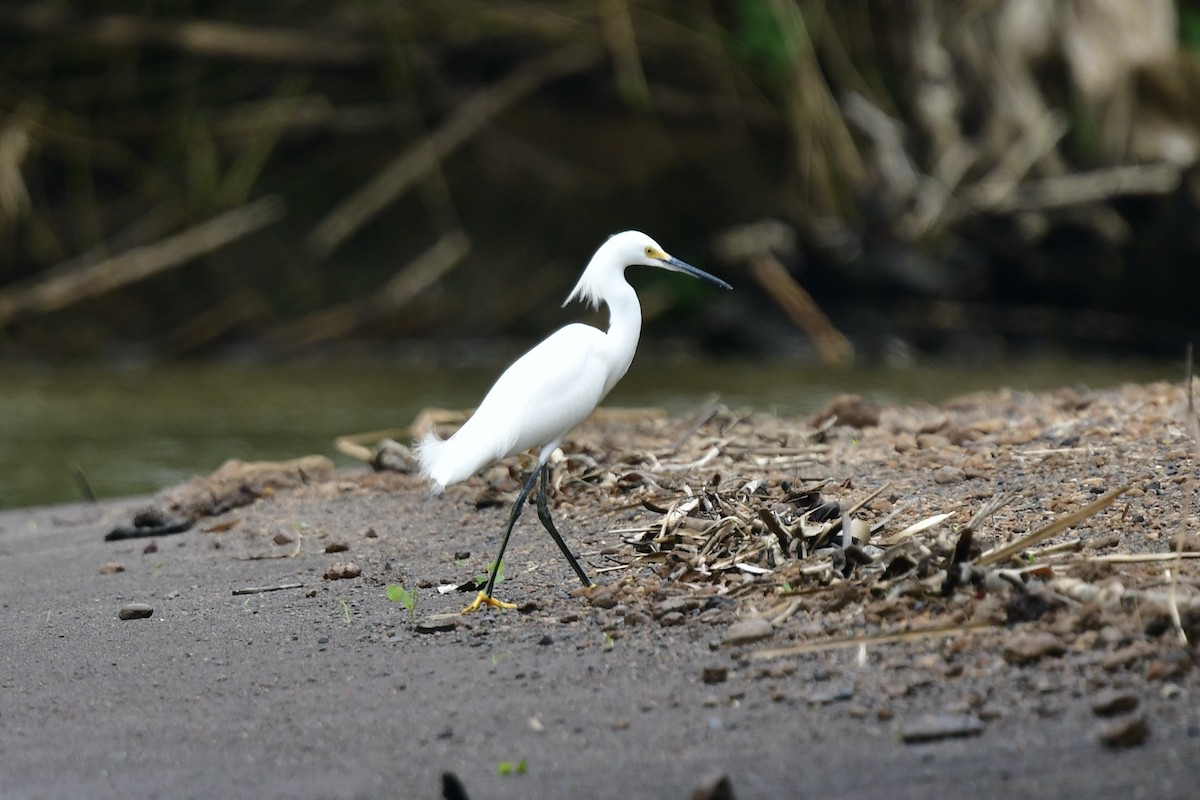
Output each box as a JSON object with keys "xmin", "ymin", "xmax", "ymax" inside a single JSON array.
[{"xmin": 417, "ymin": 230, "xmax": 731, "ymax": 612}]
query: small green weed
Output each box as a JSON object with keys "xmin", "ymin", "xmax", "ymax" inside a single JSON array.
[
  {"xmin": 386, "ymin": 584, "xmax": 418, "ymax": 619},
  {"xmin": 476, "ymin": 560, "xmax": 505, "ymax": 587}
]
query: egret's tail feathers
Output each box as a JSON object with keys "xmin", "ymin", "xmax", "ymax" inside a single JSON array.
[{"xmin": 415, "ymin": 430, "xmax": 448, "ymax": 495}]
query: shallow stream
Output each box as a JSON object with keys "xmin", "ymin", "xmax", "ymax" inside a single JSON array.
[{"xmin": 0, "ymin": 356, "xmax": 1175, "ymax": 509}]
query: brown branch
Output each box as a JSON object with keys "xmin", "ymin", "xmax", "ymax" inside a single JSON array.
[
  {"xmin": 268, "ymin": 228, "xmax": 471, "ymax": 347},
  {"xmin": 0, "ymin": 196, "xmax": 285, "ymax": 327},
  {"xmin": 306, "ymin": 44, "xmax": 603, "ymax": 260},
  {"xmin": 0, "ymin": 5, "xmax": 375, "ymax": 65}
]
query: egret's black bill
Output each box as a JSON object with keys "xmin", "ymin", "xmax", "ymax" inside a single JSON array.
[{"xmin": 666, "ymin": 256, "xmax": 733, "ymax": 291}]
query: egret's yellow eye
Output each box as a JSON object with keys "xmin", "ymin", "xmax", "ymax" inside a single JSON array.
[{"xmin": 644, "ymin": 246, "xmax": 654, "ymax": 257}]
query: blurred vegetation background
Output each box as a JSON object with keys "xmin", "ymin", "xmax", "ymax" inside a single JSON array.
[{"xmin": 1, "ymin": 0, "xmax": 1199, "ymax": 363}]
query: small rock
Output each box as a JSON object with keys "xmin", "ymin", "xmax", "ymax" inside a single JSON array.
[
  {"xmin": 1098, "ymin": 715, "xmax": 1150, "ymax": 748},
  {"xmin": 808, "ymin": 685, "xmax": 855, "ymax": 705},
  {"xmin": 142, "ymin": 541, "xmax": 158, "ymax": 554},
  {"xmin": 1145, "ymin": 649, "xmax": 1194, "ymax": 681},
  {"xmin": 324, "ymin": 540, "xmax": 349, "ymax": 553},
  {"xmin": 933, "ymin": 465, "xmax": 966, "ymax": 485},
  {"xmin": 98, "ymin": 562, "xmax": 125, "ymax": 575},
  {"xmin": 272, "ymin": 532, "xmax": 294, "ymax": 546},
  {"xmin": 1003, "ymin": 632, "xmax": 1066, "ymax": 665},
  {"xmin": 442, "ymin": 772, "xmax": 470, "ymax": 800},
  {"xmin": 415, "ymin": 618, "xmax": 457, "ymax": 634},
  {"xmin": 659, "ymin": 611, "xmax": 685, "ymax": 627},
  {"xmin": 701, "ymin": 666, "xmax": 728, "ymax": 684},
  {"xmin": 371, "ymin": 439, "xmax": 414, "ymax": 473},
  {"xmin": 900, "ymin": 713, "xmax": 985, "ymax": 743},
  {"xmin": 118, "ymin": 603, "xmax": 154, "ymax": 620},
  {"xmin": 656, "ymin": 596, "xmax": 701, "ymax": 617},
  {"xmin": 578, "ymin": 584, "xmax": 618, "ymax": 609},
  {"xmin": 691, "ymin": 771, "xmax": 737, "ymax": 800},
  {"xmin": 1102, "ymin": 643, "xmax": 1153, "ymax": 671},
  {"xmin": 324, "ymin": 562, "xmax": 361, "ymax": 580},
  {"xmin": 537, "ymin": 634, "xmax": 554, "ymax": 646},
  {"xmin": 1091, "ymin": 689, "xmax": 1139, "ymax": 717},
  {"xmin": 917, "ymin": 433, "xmax": 952, "ymax": 450},
  {"xmin": 722, "ymin": 617, "xmax": 773, "ymax": 646},
  {"xmin": 808, "ymin": 394, "xmax": 881, "ymax": 429},
  {"xmin": 363, "ymin": 527, "xmax": 378, "ymax": 539}
]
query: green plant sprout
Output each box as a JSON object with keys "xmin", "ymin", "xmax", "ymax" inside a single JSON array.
[
  {"xmin": 386, "ymin": 584, "xmax": 418, "ymax": 619},
  {"xmin": 497, "ymin": 759, "xmax": 527, "ymax": 776},
  {"xmin": 476, "ymin": 560, "xmax": 505, "ymax": 587},
  {"xmin": 339, "ymin": 598, "xmax": 352, "ymax": 624}
]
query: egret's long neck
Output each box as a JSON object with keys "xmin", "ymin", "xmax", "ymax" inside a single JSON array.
[{"xmin": 600, "ymin": 277, "xmax": 641, "ymax": 395}]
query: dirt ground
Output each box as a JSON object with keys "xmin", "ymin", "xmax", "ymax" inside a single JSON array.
[{"xmin": 2, "ymin": 380, "xmax": 1199, "ymax": 800}]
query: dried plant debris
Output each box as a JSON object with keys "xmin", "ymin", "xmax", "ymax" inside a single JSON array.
[{"xmin": 522, "ymin": 383, "xmax": 1199, "ymax": 668}]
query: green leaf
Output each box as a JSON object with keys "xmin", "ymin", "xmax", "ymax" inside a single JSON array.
[{"xmin": 476, "ymin": 560, "xmax": 505, "ymax": 587}]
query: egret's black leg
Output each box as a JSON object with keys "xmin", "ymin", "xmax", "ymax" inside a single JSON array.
[
  {"xmin": 535, "ymin": 464, "xmax": 592, "ymax": 588},
  {"xmin": 479, "ymin": 464, "xmax": 541, "ymax": 600}
]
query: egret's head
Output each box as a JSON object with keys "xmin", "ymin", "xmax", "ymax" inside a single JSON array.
[{"xmin": 565, "ymin": 231, "xmax": 731, "ymax": 309}]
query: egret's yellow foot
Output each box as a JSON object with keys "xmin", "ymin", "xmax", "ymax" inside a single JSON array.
[{"xmin": 462, "ymin": 590, "xmax": 517, "ymax": 614}]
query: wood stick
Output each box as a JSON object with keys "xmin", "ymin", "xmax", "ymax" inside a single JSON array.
[
  {"xmin": 307, "ymin": 44, "xmax": 602, "ymax": 259},
  {"xmin": 268, "ymin": 228, "xmax": 470, "ymax": 347},
  {"xmin": 0, "ymin": 195, "xmax": 285, "ymax": 327},
  {"xmin": 747, "ymin": 253, "xmax": 854, "ymax": 367},
  {"xmin": 977, "ymin": 484, "xmax": 1128, "ymax": 567},
  {"xmin": 232, "ymin": 583, "xmax": 304, "ymax": 596},
  {"xmin": 0, "ymin": 5, "xmax": 374, "ymax": 65}
]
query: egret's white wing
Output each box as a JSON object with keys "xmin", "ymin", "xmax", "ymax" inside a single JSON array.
[{"xmin": 420, "ymin": 323, "xmax": 612, "ymax": 488}]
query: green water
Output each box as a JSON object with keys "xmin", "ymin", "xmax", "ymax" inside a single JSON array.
[{"xmin": 0, "ymin": 357, "xmax": 1176, "ymax": 509}]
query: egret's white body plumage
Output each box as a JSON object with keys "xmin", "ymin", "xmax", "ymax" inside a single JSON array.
[{"xmin": 419, "ymin": 321, "xmax": 618, "ymax": 490}]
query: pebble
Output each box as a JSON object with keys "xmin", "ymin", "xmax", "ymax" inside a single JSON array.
[
  {"xmin": 659, "ymin": 611, "xmax": 685, "ymax": 627},
  {"xmin": 98, "ymin": 562, "xmax": 125, "ymax": 575},
  {"xmin": 415, "ymin": 618, "xmax": 456, "ymax": 634},
  {"xmin": 690, "ymin": 771, "xmax": 737, "ymax": 800},
  {"xmin": 273, "ymin": 532, "xmax": 294, "ymax": 545},
  {"xmin": 1090, "ymin": 689, "xmax": 1139, "ymax": 717},
  {"xmin": 933, "ymin": 465, "xmax": 966, "ymax": 485},
  {"xmin": 624, "ymin": 610, "xmax": 649, "ymax": 626},
  {"xmin": 580, "ymin": 585, "xmax": 618, "ymax": 609},
  {"xmin": 324, "ymin": 562, "xmax": 361, "ymax": 580},
  {"xmin": 1002, "ymin": 632, "xmax": 1066, "ymax": 665},
  {"xmin": 721, "ymin": 617, "xmax": 774, "ymax": 646},
  {"xmin": 1097, "ymin": 715, "xmax": 1150, "ymax": 748},
  {"xmin": 118, "ymin": 603, "xmax": 154, "ymax": 620},
  {"xmin": 1102, "ymin": 643, "xmax": 1153, "ymax": 671},
  {"xmin": 324, "ymin": 540, "xmax": 349, "ymax": 553},
  {"xmin": 656, "ymin": 596, "xmax": 701, "ymax": 617},
  {"xmin": 899, "ymin": 713, "xmax": 985, "ymax": 743},
  {"xmin": 701, "ymin": 666, "xmax": 728, "ymax": 684},
  {"xmin": 807, "ymin": 685, "xmax": 854, "ymax": 705}
]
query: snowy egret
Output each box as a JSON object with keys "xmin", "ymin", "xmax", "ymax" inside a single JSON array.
[{"xmin": 418, "ymin": 230, "xmax": 731, "ymax": 612}]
